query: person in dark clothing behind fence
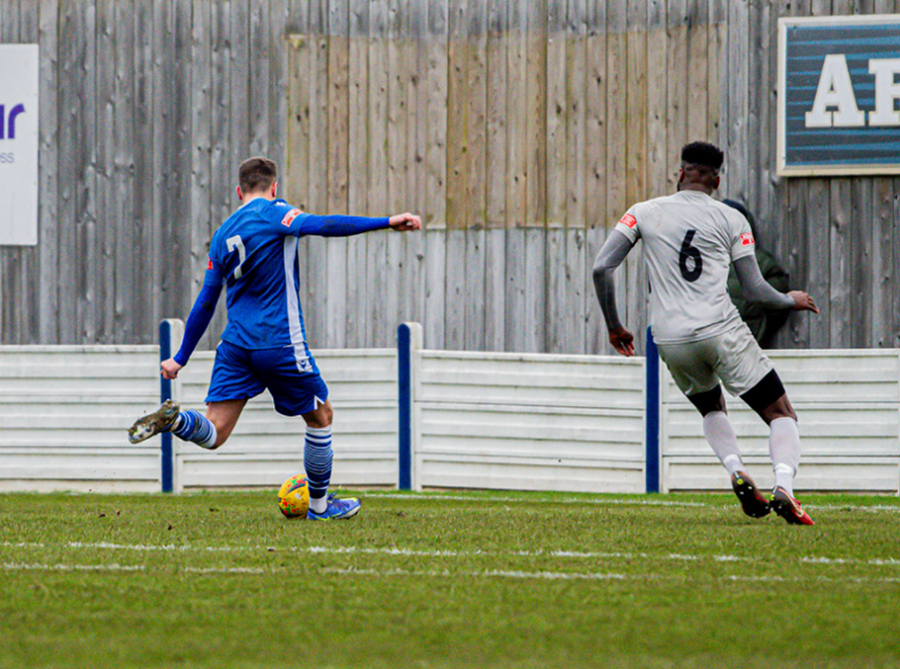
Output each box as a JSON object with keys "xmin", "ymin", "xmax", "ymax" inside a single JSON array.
[{"xmin": 723, "ymin": 200, "xmax": 790, "ymax": 349}]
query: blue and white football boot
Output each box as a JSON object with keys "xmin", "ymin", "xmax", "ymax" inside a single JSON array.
[{"xmin": 307, "ymin": 494, "xmax": 361, "ymax": 521}]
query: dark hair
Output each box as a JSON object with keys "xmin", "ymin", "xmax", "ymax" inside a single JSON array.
[
  {"xmin": 681, "ymin": 142, "xmax": 724, "ymax": 171},
  {"xmin": 238, "ymin": 157, "xmax": 278, "ymax": 193}
]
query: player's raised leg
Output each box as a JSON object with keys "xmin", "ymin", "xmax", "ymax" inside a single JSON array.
[{"xmin": 129, "ymin": 398, "xmax": 240, "ymax": 450}]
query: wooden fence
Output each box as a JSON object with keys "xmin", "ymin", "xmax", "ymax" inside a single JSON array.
[{"xmin": 1, "ymin": 0, "xmax": 898, "ymax": 354}]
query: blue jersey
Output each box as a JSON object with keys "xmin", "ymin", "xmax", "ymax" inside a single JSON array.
[{"xmin": 193, "ymin": 198, "xmax": 388, "ymax": 370}]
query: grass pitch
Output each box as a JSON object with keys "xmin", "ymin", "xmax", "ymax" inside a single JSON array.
[{"xmin": 2, "ymin": 488, "xmax": 900, "ymax": 669}]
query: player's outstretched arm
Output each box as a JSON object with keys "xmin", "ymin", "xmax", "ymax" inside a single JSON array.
[
  {"xmin": 733, "ymin": 256, "xmax": 817, "ymax": 314},
  {"xmin": 389, "ymin": 213, "xmax": 422, "ymax": 231},
  {"xmin": 291, "ymin": 212, "xmax": 420, "ymax": 237}
]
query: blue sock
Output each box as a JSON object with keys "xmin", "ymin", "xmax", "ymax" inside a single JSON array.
[
  {"xmin": 172, "ymin": 410, "xmax": 218, "ymax": 450},
  {"xmin": 305, "ymin": 426, "xmax": 333, "ymax": 506}
]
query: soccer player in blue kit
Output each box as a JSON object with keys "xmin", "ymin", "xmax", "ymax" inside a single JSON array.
[{"xmin": 128, "ymin": 157, "xmax": 421, "ymax": 520}]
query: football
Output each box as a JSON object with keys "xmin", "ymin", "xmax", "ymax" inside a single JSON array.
[{"xmin": 277, "ymin": 474, "xmax": 310, "ymax": 518}]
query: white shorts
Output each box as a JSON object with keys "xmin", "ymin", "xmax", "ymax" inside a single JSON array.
[{"xmin": 656, "ymin": 322, "xmax": 774, "ymax": 398}]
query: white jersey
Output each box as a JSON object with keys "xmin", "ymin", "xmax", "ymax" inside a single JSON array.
[{"xmin": 615, "ymin": 190, "xmax": 756, "ymax": 344}]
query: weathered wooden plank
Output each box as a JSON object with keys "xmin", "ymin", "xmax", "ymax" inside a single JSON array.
[
  {"xmin": 546, "ymin": 228, "xmax": 567, "ymax": 353},
  {"xmin": 806, "ymin": 179, "xmax": 831, "ymax": 349},
  {"xmin": 706, "ymin": 0, "xmax": 725, "ymax": 145},
  {"xmin": 583, "ymin": 1, "xmax": 607, "ymax": 355},
  {"xmin": 56, "ymin": 0, "xmax": 96, "ymax": 343},
  {"xmin": 483, "ymin": 229, "xmax": 506, "ymax": 350},
  {"xmin": 424, "ymin": 228, "xmax": 446, "ymax": 349},
  {"xmin": 686, "ymin": 0, "xmax": 709, "ymax": 145},
  {"xmin": 665, "ymin": 0, "xmax": 687, "ymax": 189},
  {"xmin": 645, "ymin": 0, "xmax": 667, "ymax": 200},
  {"xmin": 345, "ymin": 0, "xmax": 369, "ymax": 347},
  {"xmin": 545, "ymin": 0, "xmax": 567, "ymax": 229},
  {"xmin": 365, "ymin": 0, "xmax": 389, "ymax": 346},
  {"xmin": 503, "ymin": 228, "xmax": 526, "ymax": 351},
  {"xmin": 829, "ymin": 178, "xmax": 852, "ymax": 348},
  {"xmin": 485, "ymin": 0, "xmax": 507, "ymax": 229},
  {"xmin": 423, "ymin": 0, "xmax": 448, "ymax": 348},
  {"xmin": 445, "ymin": 228, "xmax": 467, "ymax": 349},
  {"xmin": 424, "ymin": 0, "xmax": 448, "ymax": 232},
  {"xmin": 248, "ymin": 1, "xmax": 270, "ymax": 157},
  {"xmin": 464, "ymin": 227, "xmax": 486, "ymax": 351},
  {"xmin": 37, "ymin": 0, "xmax": 60, "ymax": 343},
  {"xmin": 404, "ymin": 0, "xmax": 427, "ymax": 329},
  {"xmin": 724, "ymin": 0, "xmax": 749, "ymax": 203},
  {"xmin": 524, "ymin": 0, "xmax": 547, "ymax": 227},
  {"xmin": 268, "ymin": 0, "xmax": 289, "ymax": 170},
  {"xmin": 624, "ymin": 0, "xmax": 647, "ymax": 340},
  {"xmin": 284, "ymin": 31, "xmax": 309, "ymax": 207},
  {"xmin": 564, "ymin": 0, "xmax": 587, "ymax": 229},
  {"xmin": 190, "ymin": 0, "xmax": 213, "ymax": 344},
  {"xmin": 605, "ymin": 1, "xmax": 627, "ymax": 227},
  {"xmin": 544, "ymin": 0, "xmax": 567, "ymax": 353},
  {"xmin": 326, "ymin": 0, "xmax": 350, "ymax": 347},
  {"xmin": 203, "ymin": 0, "xmax": 234, "ymax": 349},
  {"xmin": 505, "ymin": 0, "xmax": 527, "ymax": 229},
  {"xmin": 850, "ymin": 179, "xmax": 874, "ymax": 348},
  {"xmin": 523, "ymin": 228, "xmax": 547, "ymax": 351},
  {"xmin": 168, "ymin": 0, "xmax": 194, "ymax": 324},
  {"xmin": 385, "ymin": 0, "xmax": 411, "ymax": 338},
  {"xmin": 446, "ymin": 0, "xmax": 468, "ymax": 230},
  {"xmin": 466, "ymin": 0, "xmax": 488, "ymax": 231},
  {"xmin": 872, "ymin": 177, "xmax": 894, "ymax": 347}
]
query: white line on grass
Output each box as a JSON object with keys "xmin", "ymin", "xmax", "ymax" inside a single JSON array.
[
  {"xmin": 4, "ymin": 541, "xmax": 900, "ymax": 569},
  {"xmin": 322, "ymin": 566, "xmax": 629, "ymax": 581},
  {"xmin": 1, "ymin": 562, "xmax": 145, "ymax": 572},
  {"xmin": 323, "ymin": 566, "xmax": 900, "ymax": 585}
]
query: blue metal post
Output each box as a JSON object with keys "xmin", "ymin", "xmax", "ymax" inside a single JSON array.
[
  {"xmin": 645, "ymin": 327, "xmax": 660, "ymax": 494},
  {"xmin": 159, "ymin": 320, "xmax": 174, "ymax": 493},
  {"xmin": 397, "ymin": 324, "xmax": 413, "ymax": 490}
]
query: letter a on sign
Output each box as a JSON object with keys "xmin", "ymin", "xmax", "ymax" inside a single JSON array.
[{"xmin": 804, "ymin": 54, "xmax": 866, "ymax": 128}]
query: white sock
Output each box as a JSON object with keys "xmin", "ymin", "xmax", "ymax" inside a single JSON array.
[
  {"xmin": 702, "ymin": 411, "xmax": 743, "ymax": 477},
  {"xmin": 309, "ymin": 495, "xmax": 328, "ymax": 514},
  {"xmin": 769, "ymin": 417, "xmax": 801, "ymax": 497}
]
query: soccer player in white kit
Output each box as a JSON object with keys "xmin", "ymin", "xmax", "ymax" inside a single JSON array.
[{"xmin": 592, "ymin": 142, "xmax": 819, "ymax": 525}]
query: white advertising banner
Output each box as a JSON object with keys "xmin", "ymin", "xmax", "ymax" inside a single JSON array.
[{"xmin": 0, "ymin": 44, "xmax": 39, "ymax": 246}]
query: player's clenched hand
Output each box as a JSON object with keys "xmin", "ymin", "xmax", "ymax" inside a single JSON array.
[
  {"xmin": 788, "ymin": 291, "xmax": 819, "ymax": 314},
  {"xmin": 389, "ymin": 213, "xmax": 422, "ymax": 231},
  {"xmin": 160, "ymin": 358, "xmax": 184, "ymax": 380},
  {"xmin": 609, "ymin": 326, "xmax": 635, "ymax": 357}
]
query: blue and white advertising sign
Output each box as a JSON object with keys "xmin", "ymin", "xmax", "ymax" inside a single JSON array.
[
  {"xmin": 0, "ymin": 44, "xmax": 39, "ymax": 245},
  {"xmin": 778, "ymin": 15, "xmax": 900, "ymax": 176}
]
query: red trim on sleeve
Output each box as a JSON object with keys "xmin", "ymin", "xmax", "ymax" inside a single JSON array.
[
  {"xmin": 281, "ymin": 208, "xmax": 302, "ymax": 227},
  {"xmin": 618, "ymin": 213, "xmax": 637, "ymax": 229}
]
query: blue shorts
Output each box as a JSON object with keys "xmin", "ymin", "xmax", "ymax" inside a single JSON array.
[{"xmin": 205, "ymin": 341, "xmax": 329, "ymax": 417}]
